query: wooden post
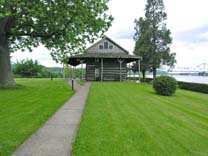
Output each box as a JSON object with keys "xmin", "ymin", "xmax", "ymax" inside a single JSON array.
[
  {"xmin": 138, "ymin": 59, "xmax": 141, "ymax": 82},
  {"xmin": 117, "ymin": 59, "xmax": 124, "ymax": 82},
  {"xmin": 71, "ymin": 79, "xmax": 74, "ymax": 90},
  {"xmin": 63, "ymin": 63, "xmax": 65, "ymax": 81},
  {"xmin": 134, "ymin": 62, "xmax": 135, "ymax": 81},
  {"xmin": 70, "ymin": 65, "xmax": 72, "ymax": 80},
  {"xmin": 101, "ymin": 58, "xmax": 103, "ymax": 82},
  {"xmin": 79, "ymin": 59, "xmax": 84, "ymax": 80}
]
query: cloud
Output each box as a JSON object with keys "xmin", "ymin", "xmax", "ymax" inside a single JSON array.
[
  {"xmin": 11, "ymin": 0, "xmax": 208, "ymax": 67},
  {"xmin": 173, "ymin": 25, "xmax": 208, "ymax": 44},
  {"xmin": 106, "ymin": 0, "xmax": 208, "ymax": 67},
  {"xmin": 198, "ymin": 31, "xmax": 208, "ymax": 40},
  {"xmin": 11, "ymin": 45, "xmax": 62, "ymax": 67},
  {"xmin": 165, "ymin": 0, "xmax": 208, "ymax": 33},
  {"xmin": 107, "ymin": 29, "xmax": 135, "ymax": 40},
  {"xmin": 172, "ymin": 40, "xmax": 208, "ymax": 67}
]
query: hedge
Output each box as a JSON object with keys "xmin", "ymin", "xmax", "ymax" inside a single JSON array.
[{"xmin": 178, "ymin": 81, "xmax": 208, "ymax": 94}]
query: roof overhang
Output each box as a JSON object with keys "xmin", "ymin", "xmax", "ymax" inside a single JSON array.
[{"xmin": 67, "ymin": 53, "xmax": 141, "ymax": 66}]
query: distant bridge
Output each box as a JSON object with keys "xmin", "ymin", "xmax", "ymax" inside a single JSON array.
[{"xmin": 169, "ymin": 63, "xmax": 208, "ymax": 73}]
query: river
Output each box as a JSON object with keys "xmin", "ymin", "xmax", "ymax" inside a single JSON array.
[
  {"xmin": 172, "ymin": 75, "xmax": 208, "ymax": 84},
  {"xmin": 129, "ymin": 74, "xmax": 208, "ymax": 84}
]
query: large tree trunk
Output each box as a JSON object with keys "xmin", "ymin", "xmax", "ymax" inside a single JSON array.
[
  {"xmin": 0, "ymin": 36, "xmax": 15, "ymax": 87},
  {"xmin": 153, "ymin": 67, "xmax": 157, "ymax": 78}
]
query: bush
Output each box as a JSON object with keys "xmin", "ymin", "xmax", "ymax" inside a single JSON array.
[
  {"xmin": 178, "ymin": 81, "xmax": 208, "ymax": 94},
  {"xmin": 153, "ymin": 76, "xmax": 177, "ymax": 96}
]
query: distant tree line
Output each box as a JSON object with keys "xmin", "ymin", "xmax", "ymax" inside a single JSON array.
[
  {"xmin": 12, "ymin": 59, "xmax": 63, "ymax": 78},
  {"xmin": 12, "ymin": 59, "xmax": 86, "ymax": 79}
]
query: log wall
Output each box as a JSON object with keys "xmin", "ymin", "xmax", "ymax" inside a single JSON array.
[{"xmin": 85, "ymin": 58, "xmax": 127, "ymax": 81}]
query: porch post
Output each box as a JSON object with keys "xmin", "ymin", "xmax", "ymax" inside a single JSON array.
[
  {"xmin": 70, "ymin": 65, "xmax": 72, "ymax": 79},
  {"xmin": 101, "ymin": 58, "xmax": 103, "ymax": 82},
  {"xmin": 138, "ymin": 59, "xmax": 141, "ymax": 82},
  {"xmin": 63, "ymin": 63, "xmax": 65, "ymax": 81},
  {"xmin": 117, "ymin": 59, "xmax": 124, "ymax": 82},
  {"xmin": 79, "ymin": 59, "xmax": 84, "ymax": 80}
]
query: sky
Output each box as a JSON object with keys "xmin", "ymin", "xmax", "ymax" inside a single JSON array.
[{"xmin": 11, "ymin": 0, "xmax": 208, "ymax": 68}]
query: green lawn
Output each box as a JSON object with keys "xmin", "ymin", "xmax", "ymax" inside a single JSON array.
[
  {"xmin": 72, "ymin": 83, "xmax": 208, "ymax": 156},
  {"xmin": 0, "ymin": 78, "xmax": 74, "ymax": 156}
]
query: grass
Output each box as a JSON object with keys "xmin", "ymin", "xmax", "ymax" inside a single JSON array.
[
  {"xmin": 0, "ymin": 78, "xmax": 74, "ymax": 156},
  {"xmin": 72, "ymin": 82, "xmax": 208, "ymax": 156}
]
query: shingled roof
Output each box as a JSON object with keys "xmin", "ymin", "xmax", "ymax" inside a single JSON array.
[{"xmin": 67, "ymin": 36, "xmax": 140, "ymax": 66}]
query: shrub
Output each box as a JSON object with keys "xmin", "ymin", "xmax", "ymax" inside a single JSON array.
[
  {"xmin": 178, "ymin": 81, "xmax": 208, "ymax": 94},
  {"xmin": 153, "ymin": 76, "xmax": 177, "ymax": 96}
]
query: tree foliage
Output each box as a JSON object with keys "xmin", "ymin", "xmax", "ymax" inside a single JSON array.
[
  {"xmin": 13, "ymin": 59, "xmax": 63, "ymax": 78},
  {"xmin": 13, "ymin": 59, "xmax": 43, "ymax": 77},
  {"xmin": 134, "ymin": 0, "xmax": 176, "ymax": 78},
  {"xmin": 0, "ymin": 0, "xmax": 113, "ymax": 61},
  {"xmin": 0, "ymin": 0, "xmax": 113, "ymax": 87},
  {"xmin": 134, "ymin": 17, "xmax": 151, "ymax": 80}
]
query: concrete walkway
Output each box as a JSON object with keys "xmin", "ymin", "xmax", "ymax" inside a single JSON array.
[{"xmin": 14, "ymin": 81, "xmax": 91, "ymax": 156}]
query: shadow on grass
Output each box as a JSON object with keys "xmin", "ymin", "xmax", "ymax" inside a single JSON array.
[
  {"xmin": 147, "ymin": 90, "xmax": 178, "ymax": 98},
  {"xmin": 0, "ymin": 84, "xmax": 26, "ymax": 91}
]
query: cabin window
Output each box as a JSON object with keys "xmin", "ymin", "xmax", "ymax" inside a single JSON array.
[
  {"xmin": 99, "ymin": 42, "xmax": 113, "ymax": 50},
  {"xmin": 109, "ymin": 45, "xmax": 113, "ymax": 49},
  {"xmin": 104, "ymin": 42, "xmax": 108, "ymax": 49},
  {"xmin": 99, "ymin": 45, "xmax": 103, "ymax": 49}
]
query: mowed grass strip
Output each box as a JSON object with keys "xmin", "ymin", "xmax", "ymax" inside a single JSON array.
[
  {"xmin": 0, "ymin": 78, "xmax": 74, "ymax": 156},
  {"xmin": 72, "ymin": 83, "xmax": 208, "ymax": 156}
]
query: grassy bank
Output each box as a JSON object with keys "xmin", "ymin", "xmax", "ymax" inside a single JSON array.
[
  {"xmin": 72, "ymin": 83, "xmax": 208, "ymax": 156},
  {"xmin": 0, "ymin": 78, "xmax": 74, "ymax": 156}
]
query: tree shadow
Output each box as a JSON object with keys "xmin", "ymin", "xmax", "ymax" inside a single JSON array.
[
  {"xmin": 147, "ymin": 90, "xmax": 177, "ymax": 98},
  {"xmin": 0, "ymin": 84, "xmax": 26, "ymax": 91}
]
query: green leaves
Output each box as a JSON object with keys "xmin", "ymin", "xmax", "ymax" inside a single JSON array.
[
  {"xmin": 134, "ymin": 0, "xmax": 176, "ymax": 77},
  {"xmin": 1, "ymin": 0, "xmax": 113, "ymax": 62}
]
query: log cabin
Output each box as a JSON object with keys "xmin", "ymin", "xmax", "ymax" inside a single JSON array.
[{"xmin": 67, "ymin": 36, "xmax": 140, "ymax": 81}]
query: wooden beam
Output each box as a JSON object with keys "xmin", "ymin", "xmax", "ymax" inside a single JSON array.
[
  {"xmin": 79, "ymin": 59, "xmax": 84, "ymax": 80},
  {"xmin": 101, "ymin": 58, "xmax": 103, "ymax": 82},
  {"xmin": 138, "ymin": 59, "xmax": 141, "ymax": 82},
  {"xmin": 117, "ymin": 59, "xmax": 124, "ymax": 82}
]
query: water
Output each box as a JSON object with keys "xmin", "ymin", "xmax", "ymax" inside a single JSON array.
[
  {"xmin": 129, "ymin": 74, "xmax": 208, "ymax": 84},
  {"xmin": 172, "ymin": 75, "xmax": 208, "ymax": 84}
]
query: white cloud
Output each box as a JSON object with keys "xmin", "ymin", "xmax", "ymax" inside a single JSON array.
[
  {"xmin": 198, "ymin": 32, "xmax": 208, "ymax": 40},
  {"xmin": 11, "ymin": 0, "xmax": 208, "ymax": 67},
  {"xmin": 11, "ymin": 45, "xmax": 62, "ymax": 67},
  {"xmin": 165, "ymin": 0, "xmax": 208, "ymax": 33},
  {"xmin": 172, "ymin": 41, "xmax": 208, "ymax": 67},
  {"xmin": 106, "ymin": 0, "xmax": 208, "ymax": 67}
]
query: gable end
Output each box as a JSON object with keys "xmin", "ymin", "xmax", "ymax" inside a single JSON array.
[{"xmin": 85, "ymin": 36, "xmax": 129, "ymax": 54}]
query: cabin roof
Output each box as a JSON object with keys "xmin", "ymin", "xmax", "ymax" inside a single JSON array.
[
  {"xmin": 68, "ymin": 53, "xmax": 140, "ymax": 66},
  {"xmin": 67, "ymin": 36, "xmax": 140, "ymax": 66},
  {"xmin": 85, "ymin": 36, "xmax": 129, "ymax": 54}
]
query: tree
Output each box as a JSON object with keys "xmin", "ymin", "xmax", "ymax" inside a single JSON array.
[
  {"xmin": 134, "ymin": 17, "xmax": 151, "ymax": 80},
  {"xmin": 0, "ymin": 0, "xmax": 113, "ymax": 87},
  {"xmin": 13, "ymin": 59, "xmax": 43, "ymax": 77},
  {"xmin": 134, "ymin": 0, "xmax": 176, "ymax": 78}
]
